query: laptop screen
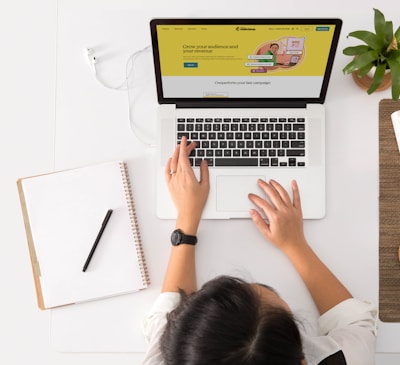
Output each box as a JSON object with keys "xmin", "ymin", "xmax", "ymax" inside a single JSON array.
[{"xmin": 150, "ymin": 19, "xmax": 342, "ymax": 105}]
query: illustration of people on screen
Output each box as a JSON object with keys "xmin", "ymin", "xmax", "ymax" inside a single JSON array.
[
  {"xmin": 262, "ymin": 43, "xmax": 279, "ymax": 66},
  {"xmin": 252, "ymin": 36, "xmax": 305, "ymax": 73}
]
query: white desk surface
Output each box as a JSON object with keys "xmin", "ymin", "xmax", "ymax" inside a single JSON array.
[{"xmin": 2, "ymin": 0, "xmax": 400, "ymax": 363}]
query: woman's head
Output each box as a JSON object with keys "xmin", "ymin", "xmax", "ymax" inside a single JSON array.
[
  {"xmin": 160, "ymin": 276, "xmax": 304, "ymax": 365},
  {"xmin": 269, "ymin": 43, "xmax": 279, "ymax": 54}
]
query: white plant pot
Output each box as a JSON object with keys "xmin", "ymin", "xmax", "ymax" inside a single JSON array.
[{"xmin": 367, "ymin": 66, "xmax": 391, "ymax": 79}]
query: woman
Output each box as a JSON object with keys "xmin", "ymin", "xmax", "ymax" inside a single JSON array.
[{"xmin": 143, "ymin": 137, "xmax": 376, "ymax": 364}]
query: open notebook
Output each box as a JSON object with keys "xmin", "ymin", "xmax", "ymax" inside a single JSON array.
[{"xmin": 17, "ymin": 161, "xmax": 150, "ymax": 309}]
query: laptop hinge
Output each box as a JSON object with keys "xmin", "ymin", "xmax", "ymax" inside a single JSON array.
[{"xmin": 175, "ymin": 101, "xmax": 308, "ymax": 109}]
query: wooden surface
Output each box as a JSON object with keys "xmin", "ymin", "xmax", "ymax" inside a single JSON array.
[{"xmin": 379, "ymin": 98, "xmax": 400, "ymax": 322}]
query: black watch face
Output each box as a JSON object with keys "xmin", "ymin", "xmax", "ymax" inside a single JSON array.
[{"xmin": 171, "ymin": 230, "xmax": 182, "ymax": 246}]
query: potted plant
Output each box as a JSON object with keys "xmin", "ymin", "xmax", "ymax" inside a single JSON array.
[{"xmin": 342, "ymin": 8, "xmax": 400, "ymax": 100}]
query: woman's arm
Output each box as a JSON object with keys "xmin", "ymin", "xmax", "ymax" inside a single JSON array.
[
  {"xmin": 161, "ymin": 137, "xmax": 210, "ymax": 294},
  {"xmin": 248, "ymin": 179, "xmax": 352, "ymax": 315},
  {"xmin": 283, "ymin": 240, "xmax": 352, "ymax": 315}
]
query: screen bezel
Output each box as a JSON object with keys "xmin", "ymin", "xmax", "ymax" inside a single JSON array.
[{"xmin": 150, "ymin": 18, "xmax": 342, "ymax": 108}]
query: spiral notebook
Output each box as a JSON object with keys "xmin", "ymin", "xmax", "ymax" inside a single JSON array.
[{"xmin": 17, "ymin": 161, "xmax": 150, "ymax": 310}]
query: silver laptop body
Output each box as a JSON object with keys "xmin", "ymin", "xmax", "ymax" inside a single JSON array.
[{"xmin": 150, "ymin": 18, "xmax": 342, "ymax": 219}]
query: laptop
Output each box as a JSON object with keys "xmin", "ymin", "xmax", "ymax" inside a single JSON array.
[{"xmin": 150, "ymin": 18, "xmax": 342, "ymax": 219}]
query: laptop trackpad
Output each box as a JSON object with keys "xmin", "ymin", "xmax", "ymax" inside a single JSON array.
[{"xmin": 216, "ymin": 175, "xmax": 265, "ymax": 212}]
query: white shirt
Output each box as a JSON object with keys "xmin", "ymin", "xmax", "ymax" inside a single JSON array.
[{"xmin": 142, "ymin": 293, "xmax": 377, "ymax": 365}]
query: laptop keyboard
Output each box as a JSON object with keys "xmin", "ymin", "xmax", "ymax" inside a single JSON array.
[{"xmin": 177, "ymin": 117, "xmax": 306, "ymax": 168}]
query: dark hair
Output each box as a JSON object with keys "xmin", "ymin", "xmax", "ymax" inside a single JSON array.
[{"xmin": 160, "ymin": 276, "xmax": 304, "ymax": 365}]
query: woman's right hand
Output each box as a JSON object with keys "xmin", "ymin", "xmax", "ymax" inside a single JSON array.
[
  {"xmin": 248, "ymin": 179, "xmax": 307, "ymax": 254},
  {"xmin": 165, "ymin": 136, "xmax": 210, "ymax": 235}
]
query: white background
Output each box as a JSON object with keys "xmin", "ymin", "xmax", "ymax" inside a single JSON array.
[{"xmin": 1, "ymin": 0, "xmax": 400, "ymax": 364}]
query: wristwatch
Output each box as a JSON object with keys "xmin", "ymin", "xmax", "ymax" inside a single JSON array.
[{"xmin": 171, "ymin": 229, "xmax": 197, "ymax": 246}]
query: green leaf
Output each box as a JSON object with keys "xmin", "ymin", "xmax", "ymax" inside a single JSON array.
[
  {"xmin": 342, "ymin": 50, "xmax": 379, "ymax": 74},
  {"xmin": 343, "ymin": 45, "xmax": 370, "ymax": 56},
  {"xmin": 395, "ymin": 26, "xmax": 400, "ymax": 42},
  {"xmin": 387, "ymin": 59, "xmax": 400, "ymax": 100},
  {"xmin": 384, "ymin": 21, "xmax": 394, "ymax": 46},
  {"xmin": 348, "ymin": 30, "xmax": 385, "ymax": 50},
  {"xmin": 367, "ymin": 62, "xmax": 386, "ymax": 94},
  {"xmin": 391, "ymin": 50, "xmax": 400, "ymax": 62},
  {"xmin": 358, "ymin": 63, "xmax": 374, "ymax": 77},
  {"xmin": 373, "ymin": 8, "xmax": 386, "ymax": 39}
]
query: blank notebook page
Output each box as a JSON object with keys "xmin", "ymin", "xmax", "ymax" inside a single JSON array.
[{"xmin": 20, "ymin": 161, "xmax": 147, "ymax": 308}]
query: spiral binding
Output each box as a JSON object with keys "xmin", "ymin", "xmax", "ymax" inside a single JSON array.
[{"xmin": 120, "ymin": 162, "xmax": 150, "ymax": 286}]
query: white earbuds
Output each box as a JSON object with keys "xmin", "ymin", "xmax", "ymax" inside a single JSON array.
[
  {"xmin": 84, "ymin": 47, "xmax": 129, "ymax": 90},
  {"xmin": 85, "ymin": 48, "xmax": 97, "ymax": 75},
  {"xmin": 83, "ymin": 44, "xmax": 155, "ymax": 146},
  {"xmin": 83, "ymin": 45, "xmax": 151, "ymax": 92}
]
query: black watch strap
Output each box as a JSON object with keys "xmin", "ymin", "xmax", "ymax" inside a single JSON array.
[{"xmin": 171, "ymin": 229, "xmax": 197, "ymax": 246}]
